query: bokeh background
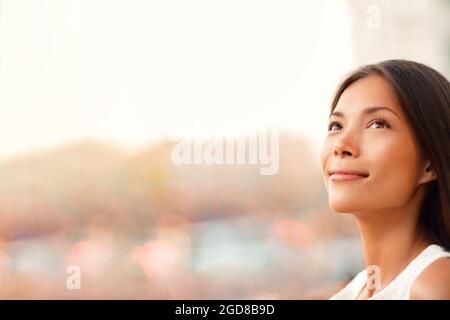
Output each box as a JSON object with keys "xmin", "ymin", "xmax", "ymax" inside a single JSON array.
[{"xmin": 0, "ymin": 0, "xmax": 449, "ymax": 299}]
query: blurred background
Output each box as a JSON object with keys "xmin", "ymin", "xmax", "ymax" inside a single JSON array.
[{"xmin": 0, "ymin": 0, "xmax": 449, "ymax": 299}]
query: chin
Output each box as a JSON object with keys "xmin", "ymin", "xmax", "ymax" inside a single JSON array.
[{"xmin": 328, "ymin": 198, "xmax": 360, "ymax": 214}]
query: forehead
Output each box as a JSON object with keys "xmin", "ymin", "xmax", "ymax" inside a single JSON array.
[{"xmin": 334, "ymin": 75, "xmax": 403, "ymax": 116}]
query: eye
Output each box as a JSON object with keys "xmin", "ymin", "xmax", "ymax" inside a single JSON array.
[
  {"xmin": 369, "ymin": 117, "xmax": 391, "ymax": 129},
  {"xmin": 328, "ymin": 121, "xmax": 342, "ymax": 132}
]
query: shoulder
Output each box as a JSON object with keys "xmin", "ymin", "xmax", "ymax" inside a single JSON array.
[{"xmin": 410, "ymin": 257, "xmax": 450, "ymax": 300}]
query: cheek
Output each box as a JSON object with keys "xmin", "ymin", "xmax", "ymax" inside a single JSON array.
[
  {"xmin": 324, "ymin": 133, "xmax": 422, "ymax": 213},
  {"xmin": 367, "ymin": 136, "xmax": 422, "ymax": 205}
]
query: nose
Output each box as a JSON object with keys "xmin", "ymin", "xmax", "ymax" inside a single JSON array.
[{"xmin": 333, "ymin": 132, "xmax": 359, "ymax": 158}]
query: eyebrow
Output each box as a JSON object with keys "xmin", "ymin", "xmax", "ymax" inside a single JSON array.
[{"xmin": 329, "ymin": 106, "xmax": 400, "ymax": 119}]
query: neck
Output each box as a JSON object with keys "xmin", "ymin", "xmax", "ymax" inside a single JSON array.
[{"xmin": 354, "ymin": 188, "xmax": 430, "ymax": 289}]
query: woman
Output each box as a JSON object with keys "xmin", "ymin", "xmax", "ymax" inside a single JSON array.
[{"xmin": 320, "ymin": 60, "xmax": 450, "ymax": 299}]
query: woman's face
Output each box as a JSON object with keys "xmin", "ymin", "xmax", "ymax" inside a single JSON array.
[{"xmin": 320, "ymin": 75, "xmax": 432, "ymax": 215}]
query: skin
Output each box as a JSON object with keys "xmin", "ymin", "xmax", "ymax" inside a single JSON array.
[{"xmin": 320, "ymin": 75, "xmax": 450, "ymax": 299}]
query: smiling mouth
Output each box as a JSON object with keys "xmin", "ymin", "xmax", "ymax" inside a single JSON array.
[{"xmin": 329, "ymin": 173, "xmax": 369, "ymax": 181}]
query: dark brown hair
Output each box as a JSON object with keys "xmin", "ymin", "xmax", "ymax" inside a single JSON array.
[{"xmin": 330, "ymin": 59, "xmax": 450, "ymax": 250}]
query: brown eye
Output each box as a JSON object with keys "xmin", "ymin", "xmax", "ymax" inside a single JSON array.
[
  {"xmin": 328, "ymin": 121, "xmax": 342, "ymax": 131},
  {"xmin": 369, "ymin": 117, "xmax": 390, "ymax": 129}
]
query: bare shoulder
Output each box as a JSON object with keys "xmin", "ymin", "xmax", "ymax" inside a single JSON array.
[{"xmin": 410, "ymin": 257, "xmax": 450, "ymax": 300}]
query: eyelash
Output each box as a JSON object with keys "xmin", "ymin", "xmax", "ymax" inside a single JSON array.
[{"xmin": 328, "ymin": 117, "xmax": 391, "ymax": 132}]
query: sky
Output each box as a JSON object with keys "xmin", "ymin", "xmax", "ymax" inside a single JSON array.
[{"xmin": 0, "ymin": 0, "xmax": 355, "ymax": 162}]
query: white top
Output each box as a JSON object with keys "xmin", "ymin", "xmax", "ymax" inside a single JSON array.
[{"xmin": 330, "ymin": 244, "xmax": 450, "ymax": 300}]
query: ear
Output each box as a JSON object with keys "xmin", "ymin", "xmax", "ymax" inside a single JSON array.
[{"xmin": 418, "ymin": 160, "xmax": 437, "ymax": 185}]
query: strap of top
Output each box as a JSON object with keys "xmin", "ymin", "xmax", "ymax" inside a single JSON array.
[
  {"xmin": 404, "ymin": 244, "xmax": 450, "ymax": 278},
  {"xmin": 402, "ymin": 244, "xmax": 450, "ymax": 298},
  {"xmin": 330, "ymin": 244, "xmax": 450, "ymax": 300},
  {"xmin": 370, "ymin": 244, "xmax": 450, "ymax": 299}
]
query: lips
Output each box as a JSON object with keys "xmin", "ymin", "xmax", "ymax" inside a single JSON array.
[
  {"xmin": 328, "ymin": 169, "xmax": 369, "ymax": 177},
  {"xmin": 328, "ymin": 169, "xmax": 369, "ymax": 182}
]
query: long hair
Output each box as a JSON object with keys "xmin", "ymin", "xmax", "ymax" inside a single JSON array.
[{"xmin": 330, "ymin": 59, "xmax": 450, "ymax": 250}]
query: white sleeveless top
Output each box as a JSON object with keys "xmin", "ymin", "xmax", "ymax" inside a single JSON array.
[{"xmin": 330, "ymin": 244, "xmax": 450, "ymax": 300}]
